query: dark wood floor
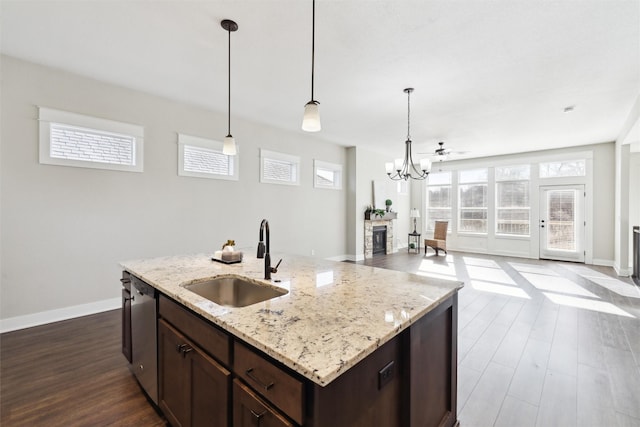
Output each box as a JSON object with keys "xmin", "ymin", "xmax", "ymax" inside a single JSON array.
[
  {"xmin": 1, "ymin": 251, "xmax": 639, "ymax": 426},
  {"xmin": 0, "ymin": 309, "xmax": 166, "ymax": 426}
]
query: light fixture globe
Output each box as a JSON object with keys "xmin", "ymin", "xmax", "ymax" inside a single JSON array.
[
  {"xmin": 223, "ymin": 135, "xmax": 236, "ymax": 155},
  {"xmin": 302, "ymin": 101, "xmax": 321, "ymax": 132}
]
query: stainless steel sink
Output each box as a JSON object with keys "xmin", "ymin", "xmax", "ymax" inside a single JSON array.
[{"xmin": 183, "ymin": 275, "xmax": 288, "ymax": 307}]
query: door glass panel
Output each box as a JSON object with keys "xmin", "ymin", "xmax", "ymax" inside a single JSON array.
[{"xmin": 547, "ymin": 190, "xmax": 576, "ymax": 251}]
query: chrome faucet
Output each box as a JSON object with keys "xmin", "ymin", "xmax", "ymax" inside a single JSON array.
[{"xmin": 257, "ymin": 219, "xmax": 281, "ymax": 280}]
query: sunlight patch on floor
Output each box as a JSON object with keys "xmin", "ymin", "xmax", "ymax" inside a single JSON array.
[
  {"xmin": 466, "ymin": 265, "xmax": 516, "ymax": 285},
  {"xmin": 418, "ymin": 259, "xmax": 457, "ymax": 277},
  {"xmin": 520, "ymin": 272, "xmax": 599, "ymax": 298},
  {"xmin": 471, "ymin": 280, "xmax": 531, "ymax": 299},
  {"xmin": 561, "ymin": 265, "xmax": 640, "ymax": 298},
  {"xmin": 543, "ymin": 292, "xmax": 634, "ymax": 318},
  {"xmin": 509, "ymin": 262, "xmax": 560, "ymax": 276},
  {"xmin": 462, "ymin": 257, "xmax": 500, "ymax": 268}
]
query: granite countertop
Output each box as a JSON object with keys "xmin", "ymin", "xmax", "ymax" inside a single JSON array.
[{"xmin": 120, "ymin": 253, "xmax": 463, "ymax": 386}]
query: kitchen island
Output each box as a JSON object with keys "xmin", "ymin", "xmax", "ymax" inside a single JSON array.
[{"xmin": 121, "ymin": 253, "xmax": 463, "ymax": 427}]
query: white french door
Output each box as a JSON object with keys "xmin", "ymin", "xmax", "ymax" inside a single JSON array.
[{"xmin": 539, "ymin": 185, "xmax": 585, "ymax": 262}]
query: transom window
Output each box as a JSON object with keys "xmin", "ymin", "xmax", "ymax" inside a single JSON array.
[
  {"xmin": 260, "ymin": 149, "xmax": 300, "ymax": 186},
  {"xmin": 39, "ymin": 107, "xmax": 144, "ymax": 172},
  {"xmin": 539, "ymin": 159, "xmax": 586, "ymax": 178},
  {"xmin": 178, "ymin": 134, "xmax": 238, "ymax": 180},
  {"xmin": 314, "ymin": 160, "xmax": 342, "ymax": 190}
]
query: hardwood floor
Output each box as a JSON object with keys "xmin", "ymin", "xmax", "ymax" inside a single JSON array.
[
  {"xmin": 0, "ymin": 310, "xmax": 167, "ymax": 426},
  {"xmin": 1, "ymin": 251, "xmax": 639, "ymax": 426},
  {"xmin": 360, "ymin": 251, "xmax": 640, "ymax": 427}
]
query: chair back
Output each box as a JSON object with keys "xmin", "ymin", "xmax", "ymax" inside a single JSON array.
[{"xmin": 434, "ymin": 221, "xmax": 448, "ymax": 240}]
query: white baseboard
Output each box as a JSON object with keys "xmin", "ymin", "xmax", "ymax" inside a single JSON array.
[
  {"xmin": 592, "ymin": 258, "xmax": 614, "ymax": 267},
  {"xmin": 340, "ymin": 254, "xmax": 365, "ymax": 262},
  {"xmin": 613, "ymin": 264, "xmax": 632, "ymax": 277},
  {"xmin": 325, "ymin": 254, "xmax": 351, "ymax": 262},
  {"xmin": 0, "ymin": 297, "xmax": 121, "ymax": 333}
]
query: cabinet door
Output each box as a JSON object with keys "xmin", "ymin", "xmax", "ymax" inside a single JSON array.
[
  {"xmin": 159, "ymin": 319, "xmax": 232, "ymax": 427},
  {"xmin": 190, "ymin": 343, "xmax": 231, "ymax": 427},
  {"xmin": 159, "ymin": 320, "xmax": 190, "ymax": 427},
  {"xmin": 233, "ymin": 380, "xmax": 294, "ymax": 427}
]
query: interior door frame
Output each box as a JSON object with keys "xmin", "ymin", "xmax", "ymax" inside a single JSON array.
[{"xmin": 539, "ymin": 184, "xmax": 586, "ymax": 262}]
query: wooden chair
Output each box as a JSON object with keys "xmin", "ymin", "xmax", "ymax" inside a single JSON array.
[{"xmin": 425, "ymin": 221, "xmax": 448, "ymax": 256}]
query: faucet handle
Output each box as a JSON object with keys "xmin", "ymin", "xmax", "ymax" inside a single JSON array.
[{"xmin": 271, "ymin": 259, "xmax": 282, "ymax": 274}]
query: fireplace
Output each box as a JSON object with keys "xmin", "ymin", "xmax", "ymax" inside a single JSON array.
[
  {"xmin": 364, "ymin": 219, "xmax": 394, "ymax": 259},
  {"xmin": 372, "ymin": 226, "xmax": 387, "ymax": 255}
]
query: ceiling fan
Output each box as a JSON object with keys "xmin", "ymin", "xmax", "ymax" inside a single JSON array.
[{"xmin": 420, "ymin": 141, "xmax": 468, "ymax": 161}]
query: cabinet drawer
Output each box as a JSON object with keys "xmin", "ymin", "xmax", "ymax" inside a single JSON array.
[
  {"xmin": 233, "ymin": 379, "xmax": 295, "ymax": 427},
  {"xmin": 159, "ymin": 294, "xmax": 230, "ymax": 366},
  {"xmin": 234, "ymin": 341, "xmax": 304, "ymax": 425}
]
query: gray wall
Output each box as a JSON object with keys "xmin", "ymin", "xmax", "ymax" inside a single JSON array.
[{"xmin": 1, "ymin": 56, "xmax": 347, "ymax": 322}]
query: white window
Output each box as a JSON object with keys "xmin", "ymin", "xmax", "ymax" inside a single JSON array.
[
  {"xmin": 426, "ymin": 172, "xmax": 452, "ymax": 232},
  {"xmin": 314, "ymin": 160, "xmax": 342, "ymax": 190},
  {"xmin": 459, "ymin": 168, "xmax": 488, "ymax": 233},
  {"xmin": 260, "ymin": 149, "xmax": 300, "ymax": 186},
  {"xmin": 178, "ymin": 134, "xmax": 238, "ymax": 181},
  {"xmin": 495, "ymin": 165, "xmax": 530, "ymax": 236},
  {"xmin": 539, "ymin": 159, "xmax": 586, "ymax": 178},
  {"xmin": 38, "ymin": 107, "xmax": 143, "ymax": 172}
]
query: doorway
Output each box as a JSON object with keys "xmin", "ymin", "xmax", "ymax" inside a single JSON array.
[{"xmin": 539, "ymin": 185, "xmax": 585, "ymax": 262}]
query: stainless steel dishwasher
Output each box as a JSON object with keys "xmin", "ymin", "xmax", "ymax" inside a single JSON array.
[{"xmin": 130, "ymin": 275, "xmax": 158, "ymax": 404}]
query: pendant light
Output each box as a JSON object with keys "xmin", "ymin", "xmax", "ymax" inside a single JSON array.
[
  {"xmin": 221, "ymin": 19, "xmax": 238, "ymax": 155},
  {"xmin": 302, "ymin": 0, "xmax": 321, "ymax": 132},
  {"xmin": 385, "ymin": 88, "xmax": 431, "ymax": 180}
]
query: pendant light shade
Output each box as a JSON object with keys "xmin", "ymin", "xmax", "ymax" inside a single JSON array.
[
  {"xmin": 223, "ymin": 135, "xmax": 236, "ymax": 155},
  {"xmin": 386, "ymin": 88, "xmax": 431, "ymax": 181},
  {"xmin": 302, "ymin": 0, "xmax": 321, "ymax": 132},
  {"xmin": 221, "ymin": 19, "xmax": 238, "ymax": 155},
  {"xmin": 303, "ymin": 101, "xmax": 321, "ymax": 132}
]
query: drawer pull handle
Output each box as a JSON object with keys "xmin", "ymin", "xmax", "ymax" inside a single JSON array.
[
  {"xmin": 176, "ymin": 344, "xmax": 193, "ymax": 357},
  {"xmin": 250, "ymin": 409, "xmax": 266, "ymax": 419},
  {"xmin": 246, "ymin": 368, "xmax": 274, "ymax": 391}
]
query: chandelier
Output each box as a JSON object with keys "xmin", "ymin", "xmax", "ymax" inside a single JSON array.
[{"xmin": 385, "ymin": 88, "xmax": 431, "ymax": 180}]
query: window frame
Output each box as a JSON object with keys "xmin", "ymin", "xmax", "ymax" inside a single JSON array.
[
  {"xmin": 38, "ymin": 106, "xmax": 144, "ymax": 172},
  {"xmin": 260, "ymin": 149, "xmax": 301, "ymax": 186},
  {"xmin": 177, "ymin": 133, "xmax": 239, "ymax": 181},
  {"xmin": 313, "ymin": 160, "xmax": 343, "ymax": 190},
  {"xmin": 458, "ymin": 168, "xmax": 488, "ymax": 235},
  {"xmin": 425, "ymin": 171, "xmax": 452, "ymax": 233}
]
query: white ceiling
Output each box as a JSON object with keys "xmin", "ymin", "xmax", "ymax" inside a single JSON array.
[{"xmin": 1, "ymin": 0, "xmax": 639, "ymax": 160}]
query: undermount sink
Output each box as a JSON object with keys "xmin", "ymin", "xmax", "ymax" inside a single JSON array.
[{"xmin": 183, "ymin": 275, "xmax": 288, "ymax": 307}]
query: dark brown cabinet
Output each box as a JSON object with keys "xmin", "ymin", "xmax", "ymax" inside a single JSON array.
[
  {"xmin": 158, "ymin": 320, "xmax": 231, "ymax": 427},
  {"xmin": 133, "ymin": 282, "xmax": 458, "ymax": 427},
  {"xmin": 233, "ymin": 379, "xmax": 294, "ymax": 427},
  {"xmin": 121, "ymin": 272, "xmax": 132, "ymax": 363}
]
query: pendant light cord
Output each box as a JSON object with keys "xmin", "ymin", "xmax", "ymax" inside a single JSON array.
[
  {"xmin": 227, "ymin": 27, "xmax": 231, "ymax": 136},
  {"xmin": 311, "ymin": 0, "xmax": 315, "ymax": 101}
]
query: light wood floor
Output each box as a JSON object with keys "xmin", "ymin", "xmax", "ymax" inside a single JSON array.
[
  {"xmin": 360, "ymin": 250, "xmax": 640, "ymax": 427},
  {"xmin": 1, "ymin": 251, "xmax": 639, "ymax": 426}
]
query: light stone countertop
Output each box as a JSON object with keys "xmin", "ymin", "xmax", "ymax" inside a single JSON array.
[{"xmin": 120, "ymin": 253, "xmax": 463, "ymax": 386}]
